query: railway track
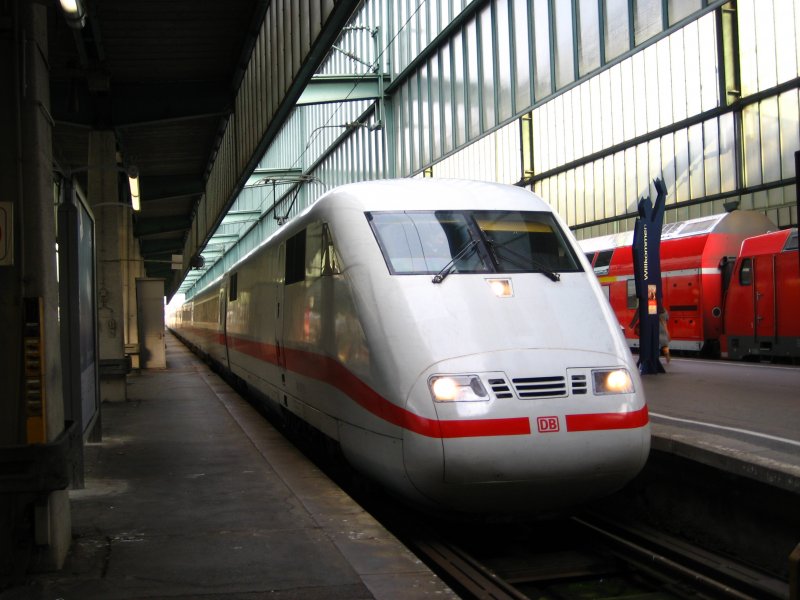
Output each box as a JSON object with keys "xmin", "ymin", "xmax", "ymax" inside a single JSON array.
[
  {"xmin": 573, "ymin": 514, "xmax": 788, "ymax": 599},
  {"xmin": 390, "ymin": 511, "xmax": 789, "ymax": 600}
]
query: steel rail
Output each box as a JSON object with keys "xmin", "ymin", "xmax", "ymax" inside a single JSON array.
[
  {"xmin": 573, "ymin": 514, "xmax": 789, "ymax": 599},
  {"xmin": 409, "ymin": 534, "xmax": 530, "ymax": 600}
]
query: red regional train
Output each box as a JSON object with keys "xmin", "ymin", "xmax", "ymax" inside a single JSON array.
[
  {"xmin": 579, "ymin": 211, "xmax": 800, "ymax": 361},
  {"xmin": 721, "ymin": 228, "xmax": 800, "ymax": 360}
]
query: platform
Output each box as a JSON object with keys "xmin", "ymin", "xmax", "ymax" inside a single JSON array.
[
  {"xmin": 642, "ymin": 357, "xmax": 800, "ymax": 494},
  {"xmin": 3, "ymin": 335, "xmax": 455, "ymax": 600}
]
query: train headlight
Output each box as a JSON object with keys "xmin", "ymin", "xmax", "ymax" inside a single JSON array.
[
  {"xmin": 429, "ymin": 375, "xmax": 489, "ymax": 402},
  {"xmin": 486, "ymin": 278, "xmax": 513, "ymax": 297},
  {"xmin": 592, "ymin": 369, "xmax": 634, "ymax": 394}
]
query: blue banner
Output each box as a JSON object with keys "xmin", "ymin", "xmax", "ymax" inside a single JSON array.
[{"xmin": 632, "ymin": 178, "xmax": 667, "ymax": 374}]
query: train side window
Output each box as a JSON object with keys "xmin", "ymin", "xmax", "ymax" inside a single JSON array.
[
  {"xmin": 321, "ymin": 223, "xmax": 340, "ymax": 276},
  {"xmin": 593, "ymin": 249, "xmax": 613, "ymax": 276},
  {"xmin": 784, "ymin": 230, "xmax": 798, "ymax": 251},
  {"xmin": 718, "ymin": 256, "xmax": 736, "ymax": 296},
  {"xmin": 229, "ymin": 273, "xmax": 238, "ymax": 301},
  {"xmin": 626, "ymin": 279, "xmax": 637, "ymax": 309},
  {"xmin": 738, "ymin": 258, "xmax": 752, "ymax": 286},
  {"xmin": 285, "ymin": 229, "xmax": 306, "ymax": 284}
]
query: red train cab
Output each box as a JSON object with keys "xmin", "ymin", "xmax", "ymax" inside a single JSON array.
[
  {"xmin": 721, "ymin": 228, "xmax": 799, "ymax": 361},
  {"xmin": 581, "ymin": 211, "xmax": 775, "ymax": 354}
]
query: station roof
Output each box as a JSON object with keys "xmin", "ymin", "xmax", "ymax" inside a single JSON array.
[{"xmin": 45, "ymin": 0, "xmax": 357, "ymax": 292}]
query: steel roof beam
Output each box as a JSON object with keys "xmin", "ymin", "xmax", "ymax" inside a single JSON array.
[
  {"xmin": 221, "ymin": 210, "xmax": 261, "ymax": 225},
  {"xmin": 245, "ymin": 167, "xmax": 303, "ymax": 187},
  {"xmin": 297, "ymin": 73, "xmax": 390, "ymax": 105}
]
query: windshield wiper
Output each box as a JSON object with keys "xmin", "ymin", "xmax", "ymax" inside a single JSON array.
[
  {"xmin": 432, "ymin": 239, "xmax": 479, "ymax": 283},
  {"xmin": 484, "ymin": 239, "xmax": 561, "ymax": 282}
]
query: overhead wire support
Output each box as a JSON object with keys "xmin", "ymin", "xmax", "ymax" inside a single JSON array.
[{"xmin": 331, "ymin": 45, "xmax": 376, "ymax": 71}]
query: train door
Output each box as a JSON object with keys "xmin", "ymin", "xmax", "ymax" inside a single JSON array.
[
  {"xmin": 219, "ymin": 284, "xmax": 229, "ymax": 370},
  {"xmin": 733, "ymin": 258, "xmax": 756, "ymax": 339},
  {"xmin": 278, "ymin": 228, "xmax": 309, "ymax": 405},
  {"xmin": 275, "ymin": 243, "xmax": 287, "ymax": 390},
  {"xmin": 753, "ymin": 255, "xmax": 777, "ymax": 339}
]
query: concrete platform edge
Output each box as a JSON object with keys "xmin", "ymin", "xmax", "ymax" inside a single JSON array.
[{"xmin": 652, "ymin": 425, "xmax": 800, "ymax": 495}]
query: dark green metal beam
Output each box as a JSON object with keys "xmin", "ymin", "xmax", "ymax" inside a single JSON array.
[{"xmin": 297, "ymin": 74, "xmax": 391, "ymax": 105}]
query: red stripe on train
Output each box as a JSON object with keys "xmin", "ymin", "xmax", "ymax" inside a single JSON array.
[
  {"xmin": 282, "ymin": 347, "xmax": 532, "ymax": 438},
  {"xmin": 566, "ymin": 406, "xmax": 649, "ymax": 431},
  {"xmin": 214, "ymin": 331, "xmax": 647, "ymax": 438}
]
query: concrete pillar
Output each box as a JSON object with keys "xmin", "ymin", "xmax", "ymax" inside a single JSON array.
[
  {"xmin": 123, "ymin": 208, "xmax": 145, "ymax": 369},
  {"xmin": 0, "ymin": 0, "xmax": 24, "ymax": 452},
  {"xmin": 88, "ymin": 131, "xmax": 127, "ymax": 402},
  {"xmin": 0, "ymin": 0, "xmax": 71, "ymax": 576}
]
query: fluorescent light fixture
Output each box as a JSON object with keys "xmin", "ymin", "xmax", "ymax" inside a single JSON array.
[
  {"xmin": 59, "ymin": 0, "xmax": 86, "ymax": 29},
  {"xmin": 128, "ymin": 170, "xmax": 141, "ymax": 211}
]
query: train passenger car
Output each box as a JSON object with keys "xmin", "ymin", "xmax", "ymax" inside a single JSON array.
[
  {"xmin": 173, "ymin": 179, "xmax": 650, "ymax": 514},
  {"xmin": 580, "ymin": 211, "xmax": 775, "ymax": 353},
  {"xmin": 176, "ymin": 277, "xmax": 229, "ymax": 368},
  {"xmin": 721, "ymin": 228, "xmax": 799, "ymax": 360}
]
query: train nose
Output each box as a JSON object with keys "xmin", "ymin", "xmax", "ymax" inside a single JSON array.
[{"xmin": 402, "ymin": 349, "xmax": 650, "ymax": 512}]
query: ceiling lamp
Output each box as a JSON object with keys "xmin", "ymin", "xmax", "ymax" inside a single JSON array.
[
  {"xmin": 127, "ymin": 166, "xmax": 141, "ymax": 211},
  {"xmin": 59, "ymin": 0, "xmax": 87, "ymax": 29}
]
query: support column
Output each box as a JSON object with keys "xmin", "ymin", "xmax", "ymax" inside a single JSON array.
[
  {"xmin": 88, "ymin": 132, "xmax": 128, "ymax": 402},
  {"xmin": 0, "ymin": 0, "xmax": 71, "ymax": 578},
  {"xmin": 0, "ymin": 0, "xmax": 24, "ymax": 453},
  {"xmin": 123, "ymin": 207, "xmax": 144, "ymax": 369}
]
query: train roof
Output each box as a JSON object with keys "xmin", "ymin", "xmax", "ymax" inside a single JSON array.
[
  {"xmin": 318, "ymin": 178, "xmax": 551, "ymax": 213},
  {"xmin": 738, "ymin": 227, "xmax": 798, "ymax": 257},
  {"xmin": 578, "ymin": 210, "xmax": 776, "ymax": 253}
]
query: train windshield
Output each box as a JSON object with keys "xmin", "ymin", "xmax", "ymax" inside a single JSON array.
[{"xmin": 367, "ymin": 210, "xmax": 582, "ymax": 277}]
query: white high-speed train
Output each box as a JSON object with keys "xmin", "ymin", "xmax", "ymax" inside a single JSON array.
[{"xmin": 171, "ymin": 179, "xmax": 650, "ymax": 514}]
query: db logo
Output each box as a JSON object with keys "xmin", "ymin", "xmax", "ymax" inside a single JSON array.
[{"xmin": 537, "ymin": 416, "xmax": 560, "ymax": 433}]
